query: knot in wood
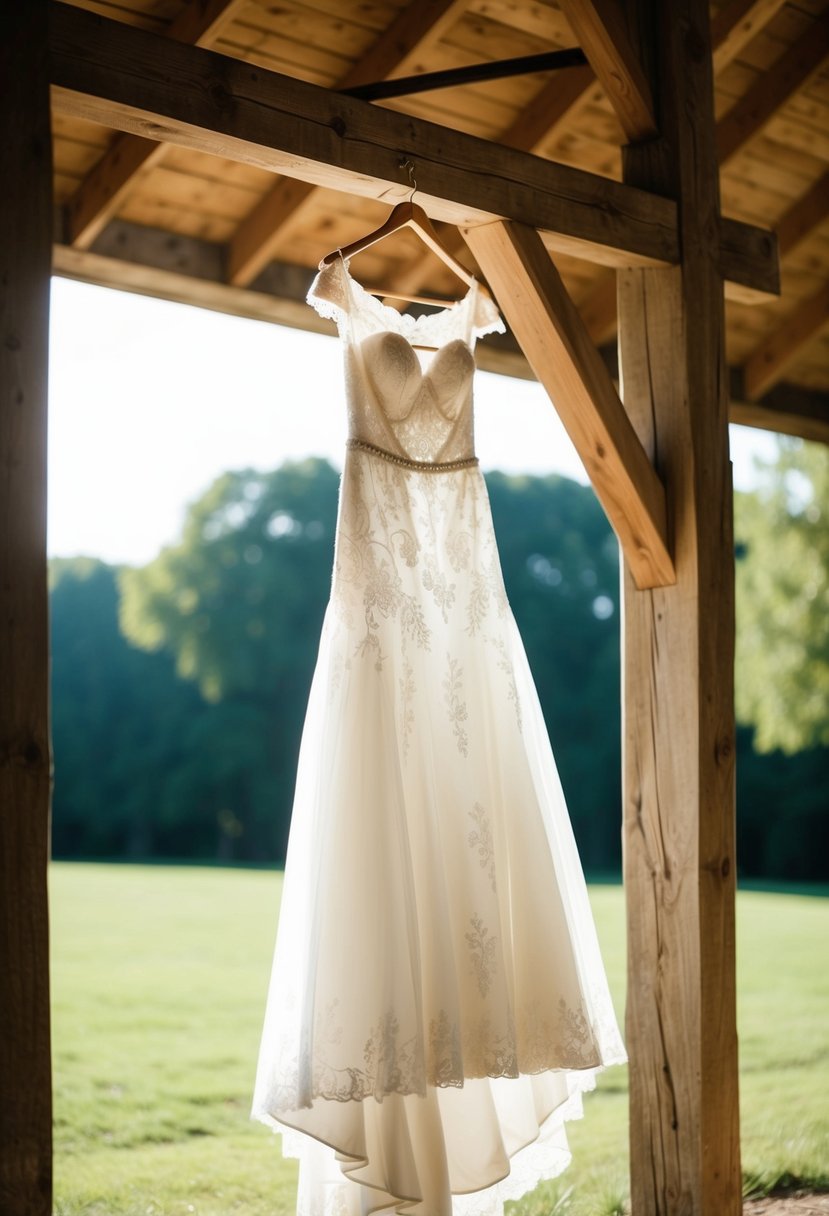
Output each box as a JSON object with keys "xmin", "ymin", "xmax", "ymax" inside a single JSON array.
[
  {"xmin": 330, "ymin": 115, "xmax": 347, "ymax": 139},
  {"xmin": 207, "ymin": 80, "xmax": 232, "ymax": 113},
  {"xmin": 721, "ymin": 856, "xmax": 730, "ymax": 878}
]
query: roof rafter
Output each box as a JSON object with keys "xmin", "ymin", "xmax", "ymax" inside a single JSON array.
[
  {"xmin": 742, "ymin": 280, "xmax": 829, "ymax": 399},
  {"xmin": 557, "ymin": 0, "xmax": 657, "ymax": 140},
  {"xmin": 716, "ymin": 11, "xmax": 829, "ymax": 163},
  {"xmin": 49, "ymin": 3, "xmax": 778, "ymax": 293},
  {"xmin": 710, "ymin": 0, "xmax": 789, "ymax": 76},
  {"xmin": 776, "ymin": 170, "xmax": 829, "ymax": 259},
  {"xmin": 65, "ymin": 0, "xmax": 248, "ymax": 248},
  {"xmin": 227, "ymin": 0, "xmax": 469, "ymax": 287}
]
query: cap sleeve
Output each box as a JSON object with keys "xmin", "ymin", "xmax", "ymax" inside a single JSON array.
[
  {"xmin": 306, "ymin": 259, "xmax": 349, "ymax": 328},
  {"xmin": 472, "ymin": 286, "xmax": 506, "ymax": 340}
]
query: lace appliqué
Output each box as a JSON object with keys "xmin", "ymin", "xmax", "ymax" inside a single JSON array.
[
  {"xmin": 468, "ymin": 802, "xmax": 497, "ymax": 892},
  {"xmin": 443, "ymin": 652, "xmax": 469, "ymax": 756},
  {"xmin": 465, "ymin": 913, "xmax": 497, "ymax": 998},
  {"xmin": 492, "ymin": 635, "xmax": 522, "ymax": 731}
]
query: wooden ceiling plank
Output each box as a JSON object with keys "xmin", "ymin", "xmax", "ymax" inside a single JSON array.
[
  {"xmin": 776, "ymin": 169, "xmax": 829, "ymax": 258},
  {"xmin": 50, "ymin": 3, "xmax": 779, "ymax": 291},
  {"xmin": 710, "ymin": 0, "xmax": 789, "ymax": 76},
  {"xmin": 227, "ymin": 0, "xmax": 468, "ymax": 286},
  {"xmin": 557, "ymin": 0, "xmax": 657, "ymax": 140},
  {"xmin": 463, "ymin": 219, "xmax": 674, "ymax": 589},
  {"xmin": 66, "ymin": 0, "xmax": 249, "ymax": 248},
  {"xmin": 716, "ymin": 11, "xmax": 829, "ymax": 163},
  {"xmin": 743, "ymin": 279, "xmax": 829, "ymax": 398}
]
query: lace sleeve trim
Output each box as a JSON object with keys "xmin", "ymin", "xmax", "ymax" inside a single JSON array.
[
  {"xmin": 472, "ymin": 288, "xmax": 506, "ymax": 341},
  {"xmin": 306, "ymin": 260, "xmax": 349, "ymax": 327}
]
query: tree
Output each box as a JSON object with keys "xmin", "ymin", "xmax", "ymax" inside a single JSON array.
[{"xmin": 735, "ymin": 437, "xmax": 829, "ymax": 754}]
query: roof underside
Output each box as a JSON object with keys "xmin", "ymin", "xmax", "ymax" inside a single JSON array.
[{"xmin": 52, "ymin": 0, "xmax": 829, "ymax": 424}]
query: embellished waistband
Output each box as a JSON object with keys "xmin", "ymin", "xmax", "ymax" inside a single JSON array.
[{"xmin": 346, "ymin": 437, "xmax": 479, "ymax": 473}]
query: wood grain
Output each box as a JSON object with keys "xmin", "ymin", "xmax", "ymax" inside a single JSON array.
[
  {"xmin": 464, "ymin": 220, "xmax": 674, "ymax": 589},
  {"xmin": 48, "ymin": 2, "xmax": 777, "ymax": 293},
  {"xmin": 0, "ymin": 1, "xmax": 53, "ymax": 1211},
  {"xmin": 743, "ymin": 279, "xmax": 829, "ymax": 398},
  {"xmin": 619, "ymin": 0, "xmax": 741, "ymax": 1211}
]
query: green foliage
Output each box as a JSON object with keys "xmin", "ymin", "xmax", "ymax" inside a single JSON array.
[
  {"xmin": 51, "ymin": 864, "xmax": 829, "ymax": 1215},
  {"xmin": 50, "ymin": 456, "xmax": 829, "ymax": 877},
  {"xmin": 735, "ymin": 437, "xmax": 829, "ymax": 753}
]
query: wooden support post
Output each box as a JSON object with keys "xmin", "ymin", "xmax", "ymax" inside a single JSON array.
[
  {"xmin": 0, "ymin": 1, "xmax": 54, "ymax": 1213},
  {"xmin": 618, "ymin": 1, "xmax": 741, "ymax": 1212}
]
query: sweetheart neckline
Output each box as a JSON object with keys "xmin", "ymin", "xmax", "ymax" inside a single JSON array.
[{"xmin": 359, "ymin": 329, "xmax": 474, "ymax": 371}]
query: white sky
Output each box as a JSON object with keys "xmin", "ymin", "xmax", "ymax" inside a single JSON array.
[{"xmin": 48, "ymin": 277, "xmax": 780, "ymax": 568}]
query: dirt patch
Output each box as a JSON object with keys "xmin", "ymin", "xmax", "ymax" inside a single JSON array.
[{"xmin": 745, "ymin": 1196, "xmax": 829, "ymax": 1215}]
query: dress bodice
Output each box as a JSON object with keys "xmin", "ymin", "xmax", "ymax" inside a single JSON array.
[{"xmin": 307, "ymin": 256, "xmax": 505, "ymax": 466}]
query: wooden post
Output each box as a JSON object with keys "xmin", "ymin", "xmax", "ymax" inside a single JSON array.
[
  {"xmin": 0, "ymin": 1, "xmax": 54, "ymax": 1212},
  {"xmin": 618, "ymin": 1, "xmax": 741, "ymax": 1212}
]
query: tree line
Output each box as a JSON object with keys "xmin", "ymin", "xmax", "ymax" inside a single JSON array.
[{"xmin": 49, "ymin": 443, "xmax": 829, "ymax": 880}]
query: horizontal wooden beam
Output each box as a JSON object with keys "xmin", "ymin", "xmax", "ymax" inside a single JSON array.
[
  {"xmin": 66, "ymin": 0, "xmax": 247, "ymax": 248},
  {"xmin": 558, "ymin": 0, "xmax": 657, "ymax": 140},
  {"xmin": 716, "ymin": 11, "xmax": 829, "ymax": 163},
  {"xmin": 729, "ymin": 372, "xmax": 829, "ymax": 445},
  {"xmin": 48, "ymin": 3, "xmax": 777, "ymax": 293},
  {"xmin": 464, "ymin": 220, "xmax": 674, "ymax": 589},
  {"xmin": 228, "ymin": 0, "xmax": 467, "ymax": 286}
]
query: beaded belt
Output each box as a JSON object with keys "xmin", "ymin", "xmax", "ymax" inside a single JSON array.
[{"xmin": 346, "ymin": 437, "xmax": 479, "ymax": 473}]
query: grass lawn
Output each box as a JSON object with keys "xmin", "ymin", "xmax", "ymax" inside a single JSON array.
[{"xmin": 50, "ymin": 863, "xmax": 829, "ymax": 1215}]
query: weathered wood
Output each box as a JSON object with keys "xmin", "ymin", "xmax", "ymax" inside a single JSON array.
[
  {"xmin": 67, "ymin": 0, "xmax": 248, "ymax": 247},
  {"xmin": 559, "ymin": 0, "xmax": 657, "ymax": 140},
  {"xmin": 619, "ymin": 0, "xmax": 740, "ymax": 1211},
  {"xmin": 716, "ymin": 11, "xmax": 829, "ymax": 163},
  {"xmin": 228, "ymin": 0, "xmax": 467, "ymax": 285},
  {"xmin": 48, "ymin": 3, "xmax": 778, "ymax": 293},
  {"xmin": 743, "ymin": 280, "xmax": 829, "ymax": 399},
  {"xmin": 0, "ymin": 2, "xmax": 53, "ymax": 1212},
  {"xmin": 463, "ymin": 220, "xmax": 674, "ymax": 589}
]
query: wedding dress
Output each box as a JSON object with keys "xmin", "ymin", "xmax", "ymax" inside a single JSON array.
[{"xmin": 252, "ymin": 255, "xmax": 626, "ymax": 1215}]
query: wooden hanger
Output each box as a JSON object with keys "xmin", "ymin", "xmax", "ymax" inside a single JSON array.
[{"xmin": 319, "ymin": 200, "xmax": 476, "ymax": 306}]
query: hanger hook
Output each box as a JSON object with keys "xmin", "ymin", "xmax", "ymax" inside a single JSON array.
[{"xmin": 400, "ymin": 157, "xmax": 417, "ymax": 205}]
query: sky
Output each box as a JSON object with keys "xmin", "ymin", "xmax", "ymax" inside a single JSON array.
[{"xmin": 47, "ymin": 277, "xmax": 780, "ymax": 568}]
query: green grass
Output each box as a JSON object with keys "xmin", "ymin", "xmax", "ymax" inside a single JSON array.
[{"xmin": 50, "ymin": 864, "xmax": 829, "ymax": 1215}]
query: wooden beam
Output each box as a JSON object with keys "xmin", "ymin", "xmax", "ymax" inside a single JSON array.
[
  {"xmin": 0, "ymin": 1, "xmax": 53, "ymax": 1212},
  {"xmin": 730, "ymin": 374, "xmax": 829, "ymax": 445},
  {"xmin": 716, "ymin": 11, "xmax": 829, "ymax": 163},
  {"xmin": 53, "ymin": 218, "xmax": 825, "ymax": 440},
  {"xmin": 49, "ymin": 3, "xmax": 681, "ymax": 270},
  {"xmin": 66, "ymin": 0, "xmax": 248, "ymax": 248},
  {"xmin": 48, "ymin": 3, "xmax": 779, "ymax": 293},
  {"xmin": 619, "ymin": 0, "xmax": 740, "ymax": 1210},
  {"xmin": 500, "ymin": 63, "xmax": 596, "ymax": 154},
  {"xmin": 578, "ymin": 271, "xmax": 618, "ymax": 345},
  {"xmin": 711, "ymin": 0, "xmax": 788, "ymax": 76},
  {"xmin": 228, "ymin": 0, "xmax": 467, "ymax": 286},
  {"xmin": 463, "ymin": 220, "xmax": 674, "ymax": 589},
  {"xmin": 743, "ymin": 280, "xmax": 829, "ymax": 400},
  {"xmin": 776, "ymin": 170, "xmax": 829, "ymax": 259},
  {"xmin": 558, "ymin": 0, "xmax": 657, "ymax": 140}
]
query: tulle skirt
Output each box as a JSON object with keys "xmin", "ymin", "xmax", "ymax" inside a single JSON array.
[{"xmin": 252, "ymin": 453, "xmax": 626, "ymax": 1214}]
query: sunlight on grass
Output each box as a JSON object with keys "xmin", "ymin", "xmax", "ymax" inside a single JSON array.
[{"xmin": 50, "ymin": 864, "xmax": 829, "ymax": 1215}]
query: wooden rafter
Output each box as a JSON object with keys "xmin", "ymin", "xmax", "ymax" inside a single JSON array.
[
  {"xmin": 716, "ymin": 11, "xmax": 829, "ymax": 163},
  {"xmin": 558, "ymin": 0, "xmax": 657, "ymax": 140},
  {"xmin": 776, "ymin": 170, "xmax": 829, "ymax": 258},
  {"xmin": 710, "ymin": 0, "xmax": 789, "ymax": 76},
  {"xmin": 49, "ymin": 5, "xmax": 683, "ymax": 270},
  {"xmin": 48, "ymin": 4, "xmax": 779, "ymax": 293},
  {"xmin": 227, "ymin": 0, "xmax": 468, "ymax": 286},
  {"xmin": 743, "ymin": 280, "xmax": 829, "ymax": 400},
  {"xmin": 397, "ymin": 0, "xmax": 785, "ymax": 314},
  {"xmin": 464, "ymin": 221, "xmax": 674, "ymax": 590},
  {"xmin": 66, "ymin": 0, "xmax": 248, "ymax": 248}
]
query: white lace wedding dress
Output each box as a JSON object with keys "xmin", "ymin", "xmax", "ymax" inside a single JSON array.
[{"xmin": 252, "ymin": 256, "xmax": 626, "ymax": 1215}]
